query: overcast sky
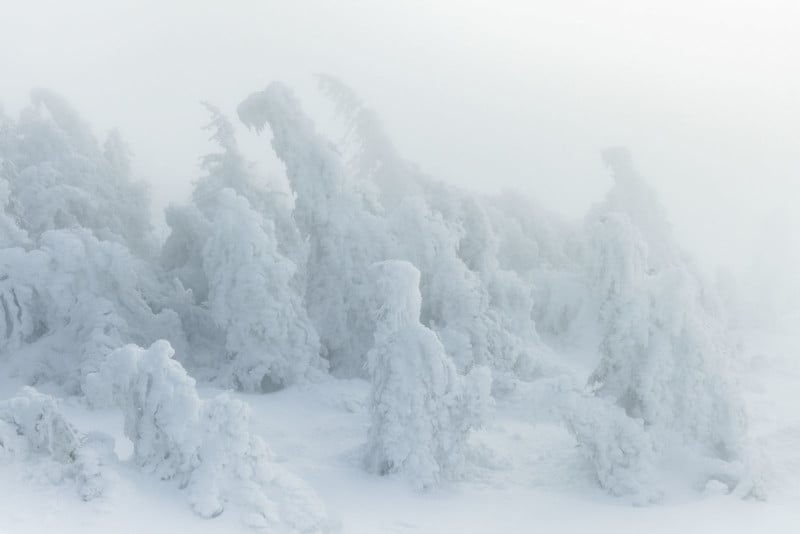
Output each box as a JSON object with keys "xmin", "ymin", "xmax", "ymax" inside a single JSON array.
[{"xmin": 2, "ymin": 0, "xmax": 798, "ymax": 272}]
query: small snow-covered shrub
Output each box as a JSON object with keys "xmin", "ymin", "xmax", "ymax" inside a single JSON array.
[
  {"xmin": 0, "ymin": 227, "xmax": 183, "ymax": 396},
  {"xmin": 365, "ymin": 260, "xmax": 491, "ymax": 489},
  {"xmin": 88, "ymin": 340, "xmax": 201, "ymax": 478},
  {"xmin": 240, "ymin": 78, "xmax": 551, "ymax": 384},
  {"xmin": 0, "ymin": 174, "xmax": 30, "ymax": 247},
  {"xmin": 0, "ymin": 93, "xmax": 184, "ymax": 395},
  {"xmin": 0, "ymin": 387, "xmax": 113, "ymax": 500},
  {"xmin": 563, "ymin": 392, "xmax": 659, "ymax": 502},
  {"xmin": 0, "ymin": 81, "xmax": 763, "ymax": 508},
  {"xmin": 191, "ymin": 394, "xmax": 333, "ymax": 531},
  {"xmin": 88, "ymin": 340, "xmax": 335, "ymax": 531},
  {"xmin": 0, "ymin": 387, "xmax": 80, "ymax": 462}
]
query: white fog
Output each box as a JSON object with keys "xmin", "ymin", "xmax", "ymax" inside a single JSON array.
[{"xmin": 0, "ymin": 1, "xmax": 799, "ymax": 533}]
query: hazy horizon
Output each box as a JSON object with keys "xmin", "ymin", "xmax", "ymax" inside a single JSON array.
[
  {"xmin": 3, "ymin": 0, "xmax": 798, "ymax": 274},
  {"xmin": 3, "ymin": 4, "xmax": 800, "ymax": 532}
]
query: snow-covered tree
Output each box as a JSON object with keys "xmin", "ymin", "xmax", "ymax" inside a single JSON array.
[
  {"xmin": 239, "ymin": 83, "xmax": 389, "ymax": 377},
  {"xmin": 162, "ymin": 104, "xmax": 323, "ymax": 390},
  {"xmin": 582, "ymin": 149, "xmax": 754, "ymax": 494},
  {"xmin": 0, "ymin": 80, "xmax": 765, "ymax": 508},
  {"xmin": 365, "ymin": 260, "xmax": 491, "ymax": 489},
  {"xmin": 317, "ymin": 77, "xmax": 547, "ymax": 382},
  {"xmin": 0, "ymin": 92, "xmax": 185, "ymax": 395},
  {"xmin": 0, "ymin": 227, "xmax": 183, "ymax": 396},
  {"xmin": 0, "ymin": 174, "xmax": 29, "ymax": 247},
  {"xmin": 2, "ymin": 89, "xmax": 156, "ymax": 257},
  {"xmin": 202, "ymin": 188, "xmax": 324, "ymax": 390},
  {"xmin": 87, "ymin": 340, "xmax": 336, "ymax": 531},
  {"xmin": 563, "ymin": 391, "xmax": 659, "ymax": 501},
  {"xmin": 387, "ymin": 196, "xmax": 488, "ymax": 372},
  {"xmin": 0, "ymin": 387, "xmax": 113, "ymax": 501}
]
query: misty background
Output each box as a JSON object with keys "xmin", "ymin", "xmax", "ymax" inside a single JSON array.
[{"xmin": 2, "ymin": 0, "xmax": 798, "ymax": 276}]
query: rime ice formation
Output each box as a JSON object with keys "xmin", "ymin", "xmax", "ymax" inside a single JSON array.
[
  {"xmin": 0, "ymin": 387, "xmax": 113, "ymax": 501},
  {"xmin": 365, "ymin": 261, "xmax": 491, "ymax": 489},
  {"xmin": 87, "ymin": 341, "xmax": 335, "ymax": 531},
  {"xmin": 162, "ymin": 104, "xmax": 324, "ymax": 392},
  {"xmin": 0, "ymin": 82, "xmax": 761, "ymax": 520}
]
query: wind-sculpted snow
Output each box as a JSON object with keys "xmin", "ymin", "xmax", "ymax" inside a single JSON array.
[
  {"xmin": 236, "ymin": 80, "xmax": 758, "ymax": 497},
  {"xmin": 0, "ymin": 175, "xmax": 29, "ymax": 247},
  {"xmin": 365, "ymin": 261, "xmax": 492, "ymax": 489},
  {"xmin": 327, "ymin": 77, "xmax": 551, "ymax": 384},
  {"xmin": 87, "ymin": 341, "xmax": 337, "ymax": 532},
  {"xmin": 0, "ymin": 83, "xmax": 763, "ymax": 511}
]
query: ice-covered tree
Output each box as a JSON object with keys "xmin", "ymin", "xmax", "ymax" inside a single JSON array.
[
  {"xmin": 1, "ymin": 89, "xmax": 156, "ymax": 257},
  {"xmin": 365, "ymin": 260, "xmax": 491, "ymax": 489},
  {"xmin": 239, "ymin": 83, "xmax": 389, "ymax": 377},
  {"xmin": 317, "ymin": 77, "xmax": 547, "ymax": 382},
  {"xmin": 202, "ymin": 188, "xmax": 324, "ymax": 390},
  {"xmin": 563, "ymin": 391, "xmax": 659, "ymax": 501},
  {"xmin": 0, "ymin": 387, "xmax": 113, "ymax": 501},
  {"xmin": 484, "ymin": 190, "xmax": 588, "ymax": 346},
  {"xmin": 582, "ymin": 149, "xmax": 754, "ymax": 494},
  {"xmin": 162, "ymin": 104, "xmax": 323, "ymax": 390},
  {"xmin": 86, "ymin": 340, "xmax": 335, "ymax": 531},
  {"xmin": 0, "ymin": 225, "xmax": 183, "ymax": 396},
  {"xmin": 0, "ymin": 92, "xmax": 185, "ymax": 395}
]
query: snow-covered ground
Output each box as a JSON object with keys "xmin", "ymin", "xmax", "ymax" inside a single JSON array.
[
  {"xmin": 1, "ymin": 74, "xmax": 798, "ymax": 534},
  {"xmin": 2, "ymin": 327, "xmax": 798, "ymax": 534}
]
